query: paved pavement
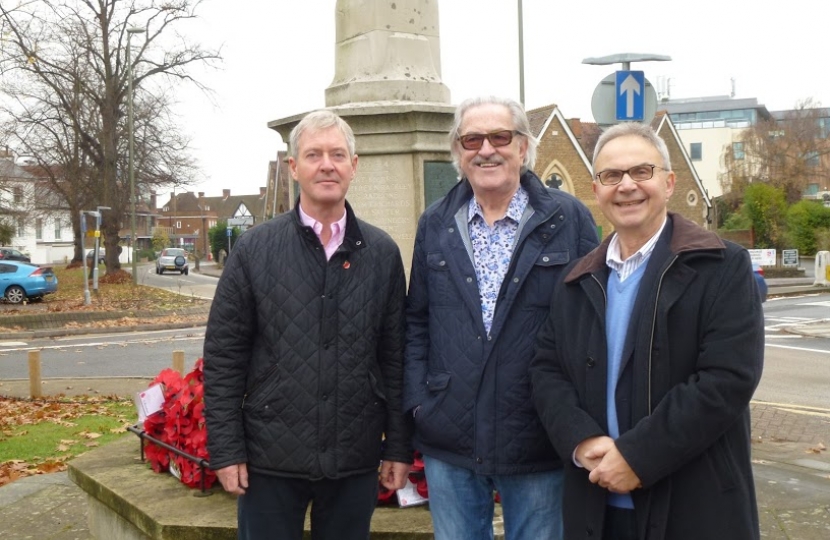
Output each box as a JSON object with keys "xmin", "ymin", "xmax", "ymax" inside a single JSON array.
[{"xmin": 0, "ymin": 276, "xmax": 829, "ymax": 538}]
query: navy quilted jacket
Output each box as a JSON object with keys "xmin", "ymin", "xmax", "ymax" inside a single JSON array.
[
  {"xmin": 204, "ymin": 202, "xmax": 410, "ymax": 480},
  {"xmin": 404, "ymin": 171, "xmax": 599, "ymax": 475}
]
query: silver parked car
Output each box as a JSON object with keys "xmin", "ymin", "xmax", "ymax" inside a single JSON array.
[{"xmin": 155, "ymin": 248, "xmax": 189, "ymax": 275}]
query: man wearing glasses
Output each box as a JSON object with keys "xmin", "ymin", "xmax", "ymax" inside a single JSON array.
[
  {"xmin": 530, "ymin": 122, "xmax": 763, "ymax": 540},
  {"xmin": 404, "ymin": 96, "xmax": 599, "ymax": 540}
]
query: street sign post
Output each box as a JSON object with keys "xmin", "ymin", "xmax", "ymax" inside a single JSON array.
[
  {"xmin": 591, "ymin": 73, "xmax": 657, "ymax": 127},
  {"xmin": 616, "ymin": 70, "xmax": 645, "ymax": 121},
  {"xmin": 583, "ymin": 53, "xmax": 670, "ymax": 128}
]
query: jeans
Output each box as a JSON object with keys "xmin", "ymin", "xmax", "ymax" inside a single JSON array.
[
  {"xmin": 238, "ymin": 470, "xmax": 378, "ymax": 540},
  {"xmin": 423, "ymin": 455, "xmax": 564, "ymax": 540}
]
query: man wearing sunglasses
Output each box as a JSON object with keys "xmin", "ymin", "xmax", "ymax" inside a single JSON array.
[
  {"xmin": 530, "ymin": 123, "xmax": 763, "ymax": 540},
  {"xmin": 404, "ymin": 96, "xmax": 599, "ymax": 540}
]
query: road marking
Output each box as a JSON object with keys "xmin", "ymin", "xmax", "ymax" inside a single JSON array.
[
  {"xmin": 0, "ymin": 341, "xmax": 28, "ymax": 347},
  {"xmin": 0, "ymin": 335, "xmax": 203, "ymax": 353},
  {"xmin": 752, "ymin": 400, "xmax": 830, "ymax": 415},
  {"xmin": 765, "ymin": 343, "xmax": 830, "ymax": 354}
]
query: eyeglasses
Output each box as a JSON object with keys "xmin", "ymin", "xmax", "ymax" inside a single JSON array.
[
  {"xmin": 594, "ymin": 164, "xmax": 667, "ymax": 186},
  {"xmin": 457, "ymin": 130, "xmax": 521, "ymax": 151}
]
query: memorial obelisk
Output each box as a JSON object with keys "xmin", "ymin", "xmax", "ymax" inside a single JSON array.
[{"xmin": 268, "ymin": 0, "xmax": 456, "ymax": 273}]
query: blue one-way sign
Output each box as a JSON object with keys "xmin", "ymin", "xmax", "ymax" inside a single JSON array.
[{"xmin": 615, "ymin": 70, "xmax": 645, "ymax": 121}]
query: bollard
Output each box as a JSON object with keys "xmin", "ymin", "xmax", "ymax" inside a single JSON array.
[
  {"xmin": 814, "ymin": 251, "xmax": 829, "ymax": 286},
  {"xmin": 28, "ymin": 350, "xmax": 42, "ymax": 399},
  {"xmin": 173, "ymin": 350, "xmax": 185, "ymax": 375}
]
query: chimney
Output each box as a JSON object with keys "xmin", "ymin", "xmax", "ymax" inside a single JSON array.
[
  {"xmin": 150, "ymin": 191, "xmax": 157, "ymax": 210},
  {"xmin": 568, "ymin": 118, "xmax": 582, "ymax": 138},
  {"xmin": 198, "ymin": 192, "xmax": 204, "ymax": 198},
  {"xmin": 260, "ymin": 186, "xmax": 267, "ymax": 197},
  {"xmin": 223, "ymin": 189, "xmax": 230, "ymax": 199}
]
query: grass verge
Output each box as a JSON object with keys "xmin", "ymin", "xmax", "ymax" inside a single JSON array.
[{"xmin": 0, "ymin": 396, "xmax": 136, "ymax": 486}]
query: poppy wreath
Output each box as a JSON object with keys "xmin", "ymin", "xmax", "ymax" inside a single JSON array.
[
  {"xmin": 377, "ymin": 450, "xmax": 428, "ymax": 505},
  {"xmin": 142, "ymin": 358, "xmax": 217, "ymax": 490}
]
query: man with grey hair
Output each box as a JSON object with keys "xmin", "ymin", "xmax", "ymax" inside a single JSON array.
[
  {"xmin": 205, "ymin": 109, "xmax": 411, "ymax": 540},
  {"xmin": 531, "ymin": 122, "xmax": 763, "ymax": 539},
  {"xmin": 404, "ymin": 96, "xmax": 599, "ymax": 540}
]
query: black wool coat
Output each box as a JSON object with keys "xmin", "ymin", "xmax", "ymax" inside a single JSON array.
[{"xmin": 531, "ymin": 213, "xmax": 764, "ymax": 540}]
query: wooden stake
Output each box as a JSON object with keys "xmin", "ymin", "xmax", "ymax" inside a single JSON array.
[
  {"xmin": 172, "ymin": 350, "xmax": 185, "ymax": 375},
  {"xmin": 28, "ymin": 350, "xmax": 42, "ymax": 399}
]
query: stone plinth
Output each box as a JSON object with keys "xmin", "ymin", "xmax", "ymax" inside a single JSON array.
[
  {"xmin": 268, "ymin": 102, "xmax": 456, "ymax": 274},
  {"xmin": 69, "ymin": 435, "xmax": 472, "ymax": 539}
]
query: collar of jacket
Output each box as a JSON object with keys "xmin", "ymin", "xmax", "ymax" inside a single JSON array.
[
  {"xmin": 291, "ymin": 198, "xmax": 367, "ymax": 253},
  {"xmin": 440, "ymin": 169, "xmax": 558, "ymax": 219},
  {"xmin": 564, "ymin": 212, "xmax": 725, "ymax": 283}
]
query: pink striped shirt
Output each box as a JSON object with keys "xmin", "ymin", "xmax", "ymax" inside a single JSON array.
[{"xmin": 298, "ymin": 205, "xmax": 347, "ymax": 261}]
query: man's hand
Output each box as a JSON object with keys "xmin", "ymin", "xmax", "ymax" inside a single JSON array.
[
  {"xmin": 379, "ymin": 461, "xmax": 411, "ymax": 491},
  {"xmin": 216, "ymin": 463, "xmax": 249, "ymax": 496},
  {"xmin": 575, "ymin": 436, "xmax": 615, "ymax": 471},
  {"xmin": 588, "ymin": 443, "xmax": 642, "ymax": 494}
]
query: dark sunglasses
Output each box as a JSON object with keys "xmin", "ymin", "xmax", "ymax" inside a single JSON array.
[{"xmin": 457, "ymin": 130, "xmax": 521, "ymax": 151}]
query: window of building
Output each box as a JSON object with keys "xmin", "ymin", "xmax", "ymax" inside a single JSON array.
[
  {"xmin": 806, "ymin": 151, "xmax": 820, "ymax": 168},
  {"xmin": 175, "ymin": 221, "xmax": 182, "ymax": 229},
  {"xmin": 208, "ymin": 220, "xmax": 217, "ymax": 228},
  {"xmin": 690, "ymin": 143, "xmax": 702, "ymax": 161},
  {"xmin": 35, "ymin": 218, "xmax": 43, "ymax": 240},
  {"xmin": 732, "ymin": 142, "xmax": 745, "ymax": 160},
  {"xmin": 17, "ymin": 217, "xmax": 24, "ymax": 236},
  {"xmin": 13, "ymin": 187, "xmax": 22, "ymax": 204},
  {"xmin": 54, "ymin": 218, "xmax": 62, "ymax": 239},
  {"xmin": 805, "ymin": 184, "xmax": 820, "ymax": 196}
]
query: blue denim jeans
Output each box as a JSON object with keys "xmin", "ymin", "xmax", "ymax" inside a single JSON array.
[{"xmin": 423, "ymin": 455, "xmax": 564, "ymax": 540}]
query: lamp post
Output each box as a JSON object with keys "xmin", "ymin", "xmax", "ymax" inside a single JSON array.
[
  {"xmin": 127, "ymin": 27, "xmax": 145, "ymax": 285},
  {"xmin": 518, "ymin": 0, "xmax": 525, "ymax": 106}
]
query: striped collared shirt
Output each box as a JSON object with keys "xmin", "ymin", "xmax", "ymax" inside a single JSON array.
[{"xmin": 605, "ymin": 217, "xmax": 667, "ymax": 281}]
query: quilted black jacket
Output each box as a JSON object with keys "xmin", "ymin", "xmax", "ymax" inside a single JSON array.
[{"xmin": 204, "ymin": 202, "xmax": 411, "ymax": 480}]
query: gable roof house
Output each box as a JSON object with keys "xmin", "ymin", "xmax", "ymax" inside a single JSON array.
[
  {"xmin": 156, "ymin": 188, "xmax": 270, "ymax": 257},
  {"xmin": 0, "ymin": 158, "xmax": 75, "ymax": 264},
  {"xmin": 527, "ymin": 104, "xmax": 711, "ymax": 240}
]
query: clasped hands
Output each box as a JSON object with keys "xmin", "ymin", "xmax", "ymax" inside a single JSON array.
[{"xmin": 575, "ymin": 436, "xmax": 642, "ymax": 494}]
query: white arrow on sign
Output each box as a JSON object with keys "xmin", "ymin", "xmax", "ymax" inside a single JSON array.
[{"xmin": 619, "ymin": 74, "xmax": 642, "ymax": 118}]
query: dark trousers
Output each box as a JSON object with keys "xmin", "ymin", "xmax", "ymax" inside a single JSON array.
[
  {"xmin": 238, "ymin": 470, "xmax": 379, "ymax": 540},
  {"xmin": 603, "ymin": 506, "xmax": 638, "ymax": 540}
]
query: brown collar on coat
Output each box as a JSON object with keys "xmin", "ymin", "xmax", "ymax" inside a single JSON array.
[{"xmin": 564, "ymin": 212, "xmax": 726, "ymax": 283}]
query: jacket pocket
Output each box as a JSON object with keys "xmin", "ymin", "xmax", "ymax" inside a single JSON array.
[
  {"xmin": 706, "ymin": 436, "xmax": 738, "ymax": 491},
  {"xmin": 426, "ymin": 252, "xmax": 458, "ymax": 307},
  {"xmin": 523, "ymin": 250, "xmax": 570, "ymax": 307},
  {"xmin": 414, "ymin": 371, "xmax": 451, "ymax": 431},
  {"xmin": 242, "ymin": 364, "xmax": 280, "ymax": 419}
]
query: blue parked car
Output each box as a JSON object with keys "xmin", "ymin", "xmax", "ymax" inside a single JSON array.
[
  {"xmin": 752, "ymin": 263, "xmax": 768, "ymax": 303},
  {"xmin": 0, "ymin": 261, "xmax": 59, "ymax": 304}
]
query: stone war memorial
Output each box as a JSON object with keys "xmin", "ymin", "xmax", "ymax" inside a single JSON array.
[
  {"xmin": 67, "ymin": 1, "xmax": 506, "ymax": 538},
  {"xmin": 269, "ymin": 0, "xmax": 457, "ymax": 274}
]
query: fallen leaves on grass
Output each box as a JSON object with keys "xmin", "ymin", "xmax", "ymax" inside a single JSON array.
[
  {"xmin": 805, "ymin": 442, "xmax": 827, "ymax": 454},
  {"xmin": 0, "ymin": 396, "xmax": 132, "ymax": 487}
]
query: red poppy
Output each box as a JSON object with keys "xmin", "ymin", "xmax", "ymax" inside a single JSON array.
[{"xmin": 142, "ymin": 359, "xmax": 216, "ymax": 489}]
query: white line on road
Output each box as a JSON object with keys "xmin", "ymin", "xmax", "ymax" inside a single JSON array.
[{"xmin": 766, "ymin": 343, "xmax": 830, "ymax": 354}]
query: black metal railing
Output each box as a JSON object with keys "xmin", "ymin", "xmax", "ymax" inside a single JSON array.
[{"xmin": 127, "ymin": 424, "xmax": 212, "ymax": 495}]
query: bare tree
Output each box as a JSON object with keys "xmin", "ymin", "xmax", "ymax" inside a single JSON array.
[
  {"xmin": 721, "ymin": 98, "xmax": 830, "ymax": 205},
  {"xmin": 0, "ymin": 0, "xmax": 219, "ymax": 269}
]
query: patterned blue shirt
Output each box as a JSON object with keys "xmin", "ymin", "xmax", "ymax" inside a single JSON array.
[{"xmin": 468, "ymin": 187, "xmax": 529, "ymax": 334}]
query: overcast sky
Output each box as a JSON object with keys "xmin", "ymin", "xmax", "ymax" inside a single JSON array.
[{"xmin": 172, "ymin": 0, "xmax": 830, "ymax": 197}]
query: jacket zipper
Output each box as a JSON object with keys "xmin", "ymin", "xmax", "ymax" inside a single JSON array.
[{"xmin": 648, "ymin": 255, "xmax": 678, "ymax": 414}]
